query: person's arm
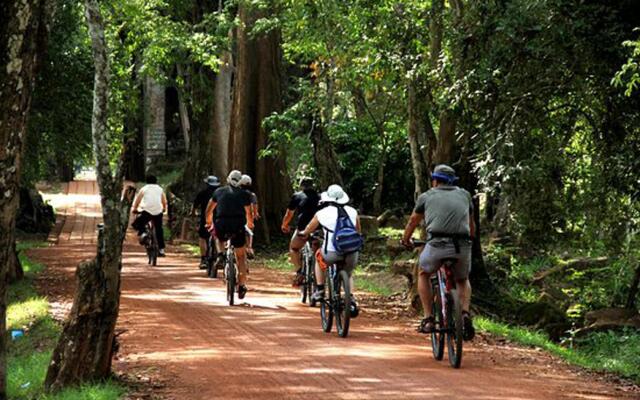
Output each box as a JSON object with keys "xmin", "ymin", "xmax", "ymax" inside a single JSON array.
[
  {"xmin": 245, "ymin": 205, "xmax": 254, "ymax": 230},
  {"xmin": 161, "ymin": 192, "xmax": 168, "ymax": 213},
  {"xmin": 253, "ymin": 202, "xmax": 260, "ymax": 220},
  {"xmin": 205, "ymin": 200, "xmax": 217, "ymax": 227},
  {"xmin": 402, "ymin": 212, "xmax": 423, "ymax": 246},
  {"xmin": 301, "ymin": 215, "xmax": 320, "ymax": 236},
  {"xmin": 281, "ymin": 209, "xmax": 294, "ymax": 233},
  {"xmin": 132, "ymin": 189, "xmax": 143, "ymax": 213}
]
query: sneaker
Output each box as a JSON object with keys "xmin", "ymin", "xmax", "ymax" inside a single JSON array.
[
  {"xmin": 199, "ymin": 258, "xmax": 207, "ymax": 270},
  {"xmin": 417, "ymin": 316, "xmax": 435, "ymax": 334},
  {"xmin": 462, "ymin": 311, "xmax": 475, "ymax": 341},
  {"xmin": 292, "ymin": 271, "xmax": 304, "ymax": 287},
  {"xmin": 238, "ymin": 285, "xmax": 248, "ymax": 299},
  {"xmin": 311, "ymin": 289, "xmax": 325, "ymax": 302},
  {"xmin": 158, "ymin": 249, "xmax": 166, "ymax": 257},
  {"xmin": 349, "ymin": 297, "xmax": 359, "ymax": 318}
]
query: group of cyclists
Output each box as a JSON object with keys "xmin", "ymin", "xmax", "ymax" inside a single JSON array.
[{"xmin": 130, "ymin": 163, "xmax": 475, "ymax": 339}]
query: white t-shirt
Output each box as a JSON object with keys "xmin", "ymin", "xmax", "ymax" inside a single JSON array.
[
  {"xmin": 138, "ymin": 184, "xmax": 164, "ymax": 215},
  {"xmin": 316, "ymin": 205, "xmax": 358, "ymax": 252}
]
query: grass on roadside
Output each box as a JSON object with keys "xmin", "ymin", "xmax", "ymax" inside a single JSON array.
[
  {"xmin": 8, "ymin": 242, "xmax": 125, "ymax": 400},
  {"xmin": 476, "ymin": 316, "xmax": 640, "ymax": 382},
  {"xmin": 181, "ymin": 243, "xmax": 201, "ymax": 256}
]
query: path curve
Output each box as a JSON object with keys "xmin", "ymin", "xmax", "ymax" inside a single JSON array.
[{"xmin": 30, "ymin": 181, "xmax": 638, "ymax": 400}]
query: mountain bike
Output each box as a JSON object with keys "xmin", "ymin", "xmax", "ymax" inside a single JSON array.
[
  {"xmin": 320, "ymin": 262, "xmax": 352, "ymax": 338},
  {"xmin": 299, "ymin": 232, "xmax": 321, "ymax": 306},
  {"xmin": 223, "ymin": 241, "xmax": 237, "ymax": 306},
  {"xmin": 413, "ymin": 240, "xmax": 464, "ymax": 368},
  {"xmin": 134, "ymin": 211, "xmax": 158, "ymax": 266},
  {"xmin": 206, "ymin": 236, "xmax": 221, "ymax": 278}
]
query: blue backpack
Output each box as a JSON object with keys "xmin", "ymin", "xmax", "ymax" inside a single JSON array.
[{"xmin": 331, "ymin": 206, "xmax": 363, "ymax": 254}]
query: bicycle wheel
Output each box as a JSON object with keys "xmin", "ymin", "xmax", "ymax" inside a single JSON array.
[
  {"xmin": 308, "ymin": 261, "xmax": 317, "ymax": 307},
  {"xmin": 320, "ymin": 267, "xmax": 333, "ymax": 332},
  {"xmin": 226, "ymin": 258, "xmax": 236, "ymax": 306},
  {"xmin": 446, "ymin": 291, "xmax": 463, "ymax": 368},
  {"xmin": 335, "ymin": 269, "xmax": 351, "ymax": 338},
  {"xmin": 148, "ymin": 228, "xmax": 158, "ymax": 266},
  {"xmin": 300, "ymin": 248, "xmax": 309, "ymax": 304},
  {"xmin": 431, "ymin": 284, "xmax": 445, "ymax": 361}
]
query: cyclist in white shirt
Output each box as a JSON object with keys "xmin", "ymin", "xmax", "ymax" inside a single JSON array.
[
  {"xmin": 299, "ymin": 184, "xmax": 361, "ymax": 315},
  {"xmin": 132, "ymin": 175, "xmax": 168, "ymax": 256}
]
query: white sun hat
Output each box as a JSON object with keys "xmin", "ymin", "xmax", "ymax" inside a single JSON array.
[{"xmin": 326, "ymin": 184, "xmax": 349, "ymax": 205}]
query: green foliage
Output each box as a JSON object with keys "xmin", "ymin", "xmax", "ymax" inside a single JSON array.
[
  {"xmin": 8, "ymin": 243, "xmax": 124, "ymax": 399},
  {"xmin": 613, "ymin": 29, "xmax": 640, "ymax": 96},
  {"xmin": 23, "ymin": 0, "xmax": 93, "ymax": 184},
  {"xmin": 477, "ymin": 317, "xmax": 640, "ymax": 381}
]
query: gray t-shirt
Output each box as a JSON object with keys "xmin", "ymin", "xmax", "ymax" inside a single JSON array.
[{"xmin": 414, "ymin": 186, "xmax": 473, "ymax": 238}]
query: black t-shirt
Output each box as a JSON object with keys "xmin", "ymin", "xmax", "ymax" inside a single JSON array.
[
  {"xmin": 193, "ymin": 186, "xmax": 217, "ymax": 225},
  {"xmin": 288, "ymin": 189, "xmax": 320, "ymax": 230},
  {"xmin": 213, "ymin": 185, "xmax": 251, "ymax": 220}
]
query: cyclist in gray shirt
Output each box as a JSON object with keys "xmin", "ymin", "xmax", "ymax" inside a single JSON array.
[{"xmin": 402, "ymin": 164, "xmax": 476, "ymax": 340}]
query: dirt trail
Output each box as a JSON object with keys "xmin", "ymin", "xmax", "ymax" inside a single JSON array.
[{"xmin": 29, "ymin": 181, "xmax": 638, "ymax": 400}]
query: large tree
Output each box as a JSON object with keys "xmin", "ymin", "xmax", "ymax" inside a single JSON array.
[
  {"xmin": 0, "ymin": 0, "xmax": 54, "ymax": 397},
  {"xmin": 228, "ymin": 1, "xmax": 291, "ymax": 239},
  {"xmin": 44, "ymin": 0, "xmax": 135, "ymax": 390}
]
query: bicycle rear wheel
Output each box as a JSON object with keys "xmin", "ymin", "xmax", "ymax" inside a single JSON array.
[
  {"xmin": 335, "ymin": 269, "xmax": 351, "ymax": 338},
  {"xmin": 431, "ymin": 284, "xmax": 445, "ymax": 361},
  {"xmin": 320, "ymin": 267, "xmax": 333, "ymax": 332},
  {"xmin": 148, "ymin": 228, "xmax": 158, "ymax": 266},
  {"xmin": 226, "ymin": 259, "xmax": 236, "ymax": 306},
  {"xmin": 446, "ymin": 291, "xmax": 463, "ymax": 368},
  {"xmin": 308, "ymin": 261, "xmax": 317, "ymax": 307}
]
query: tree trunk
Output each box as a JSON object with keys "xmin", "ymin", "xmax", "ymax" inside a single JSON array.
[
  {"xmin": 626, "ymin": 262, "xmax": 640, "ymax": 310},
  {"xmin": 229, "ymin": 2, "xmax": 290, "ymax": 239},
  {"xmin": 407, "ymin": 79, "xmax": 432, "ymax": 198},
  {"xmin": 7, "ymin": 238, "xmax": 24, "ymax": 284},
  {"xmin": 0, "ymin": 0, "xmax": 54, "ymax": 397},
  {"xmin": 310, "ymin": 114, "xmax": 343, "ymax": 189},
  {"xmin": 211, "ymin": 50, "xmax": 233, "ymax": 177},
  {"xmin": 372, "ymin": 147, "xmax": 387, "ymax": 214},
  {"xmin": 45, "ymin": 1, "xmax": 135, "ymax": 390}
]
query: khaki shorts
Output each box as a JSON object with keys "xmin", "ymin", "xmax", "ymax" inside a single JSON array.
[
  {"xmin": 418, "ymin": 241, "xmax": 471, "ymax": 281},
  {"xmin": 290, "ymin": 231, "xmax": 306, "ymax": 251}
]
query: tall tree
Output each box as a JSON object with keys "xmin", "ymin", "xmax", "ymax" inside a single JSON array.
[
  {"xmin": 0, "ymin": 0, "xmax": 54, "ymax": 397},
  {"xmin": 229, "ymin": 1, "xmax": 290, "ymax": 238},
  {"xmin": 44, "ymin": 0, "xmax": 135, "ymax": 390}
]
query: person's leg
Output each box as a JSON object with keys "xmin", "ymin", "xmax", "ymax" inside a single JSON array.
[
  {"xmin": 153, "ymin": 213, "xmax": 165, "ymax": 250},
  {"xmin": 289, "ymin": 233, "xmax": 304, "ymax": 269},
  {"xmin": 235, "ymin": 246, "xmax": 248, "ymax": 285},
  {"xmin": 458, "ymin": 279, "xmax": 472, "ymax": 312},
  {"xmin": 418, "ymin": 271, "xmax": 433, "ymax": 318},
  {"xmin": 199, "ymin": 238, "xmax": 207, "ymax": 256}
]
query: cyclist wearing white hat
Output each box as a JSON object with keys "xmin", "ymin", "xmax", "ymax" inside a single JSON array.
[
  {"xmin": 240, "ymin": 174, "xmax": 259, "ymax": 258},
  {"xmin": 300, "ymin": 184, "xmax": 362, "ymax": 315}
]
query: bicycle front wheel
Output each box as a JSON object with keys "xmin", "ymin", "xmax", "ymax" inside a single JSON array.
[
  {"xmin": 335, "ymin": 269, "xmax": 351, "ymax": 338},
  {"xmin": 446, "ymin": 291, "xmax": 463, "ymax": 368},
  {"xmin": 226, "ymin": 261, "xmax": 236, "ymax": 306},
  {"xmin": 300, "ymin": 248, "xmax": 309, "ymax": 304},
  {"xmin": 320, "ymin": 268, "xmax": 333, "ymax": 332},
  {"xmin": 431, "ymin": 287, "xmax": 445, "ymax": 361}
]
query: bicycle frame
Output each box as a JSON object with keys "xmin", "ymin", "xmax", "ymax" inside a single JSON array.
[{"xmin": 434, "ymin": 262, "xmax": 456, "ymax": 329}]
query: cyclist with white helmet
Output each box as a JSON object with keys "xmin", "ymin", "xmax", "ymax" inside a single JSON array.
[{"xmin": 205, "ymin": 170, "xmax": 254, "ymax": 299}]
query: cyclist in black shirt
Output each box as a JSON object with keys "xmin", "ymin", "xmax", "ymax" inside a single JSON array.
[
  {"xmin": 281, "ymin": 177, "xmax": 321, "ymax": 286},
  {"xmin": 191, "ymin": 175, "xmax": 220, "ymax": 269},
  {"xmin": 206, "ymin": 170, "xmax": 254, "ymax": 299}
]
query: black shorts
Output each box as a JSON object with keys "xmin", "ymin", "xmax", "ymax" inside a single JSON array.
[
  {"xmin": 213, "ymin": 217, "xmax": 246, "ymax": 248},
  {"xmin": 198, "ymin": 223, "xmax": 210, "ymax": 240}
]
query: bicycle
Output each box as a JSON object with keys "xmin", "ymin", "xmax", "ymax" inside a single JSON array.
[
  {"xmin": 135, "ymin": 212, "xmax": 158, "ymax": 266},
  {"xmin": 205, "ymin": 236, "xmax": 221, "ymax": 278},
  {"xmin": 413, "ymin": 240, "xmax": 464, "ymax": 368},
  {"xmin": 320, "ymin": 262, "xmax": 352, "ymax": 338},
  {"xmin": 299, "ymin": 232, "xmax": 321, "ymax": 306},
  {"xmin": 223, "ymin": 240, "xmax": 237, "ymax": 306}
]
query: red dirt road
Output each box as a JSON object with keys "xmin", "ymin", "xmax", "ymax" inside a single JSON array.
[{"xmin": 30, "ymin": 181, "xmax": 638, "ymax": 400}]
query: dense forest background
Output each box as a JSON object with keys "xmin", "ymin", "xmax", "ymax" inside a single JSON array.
[{"xmin": 3, "ymin": 0, "xmax": 640, "ymax": 395}]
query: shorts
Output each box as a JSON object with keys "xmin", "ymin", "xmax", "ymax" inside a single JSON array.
[
  {"xmin": 321, "ymin": 249, "xmax": 358, "ymax": 275},
  {"xmin": 198, "ymin": 223, "xmax": 210, "ymax": 240},
  {"xmin": 419, "ymin": 240, "xmax": 471, "ymax": 281},
  {"xmin": 290, "ymin": 231, "xmax": 306, "ymax": 251},
  {"xmin": 213, "ymin": 218, "xmax": 246, "ymax": 248}
]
